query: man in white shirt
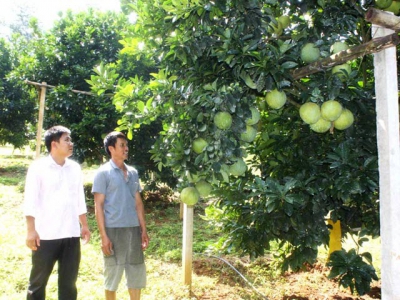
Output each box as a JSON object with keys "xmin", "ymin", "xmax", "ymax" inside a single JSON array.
[{"xmin": 24, "ymin": 125, "xmax": 91, "ymax": 300}]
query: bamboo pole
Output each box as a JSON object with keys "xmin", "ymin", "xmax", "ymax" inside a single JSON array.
[
  {"xmin": 182, "ymin": 204, "xmax": 194, "ymax": 286},
  {"xmin": 35, "ymin": 82, "xmax": 47, "ymax": 159}
]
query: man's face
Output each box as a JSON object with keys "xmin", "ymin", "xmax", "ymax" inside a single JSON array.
[
  {"xmin": 110, "ymin": 137, "xmax": 129, "ymax": 160},
  {"xmin": 54, "ymin": 133, "xmax": 73, "ymax": 158}
]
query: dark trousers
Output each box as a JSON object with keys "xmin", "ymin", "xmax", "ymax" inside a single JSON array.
[{"xmin": 27, "ymin": 237, "xmax": 81, "ymax": 300}]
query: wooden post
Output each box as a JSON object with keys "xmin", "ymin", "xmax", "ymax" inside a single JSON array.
[
  {"xmin": 373, "ymin": 25, "xmax": 400, "ymax": 299},
  {"xmin": 182, "ymin": 204, "xmax": 194, "ymax": 286},
  {"xmin": 35, "ymin": 82, "xmax": 47, "ymax": 159}
]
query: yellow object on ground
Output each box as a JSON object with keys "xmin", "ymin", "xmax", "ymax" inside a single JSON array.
[{"xmin": 328, "ymin": 219, "xmax": 342, "ymax": 256}]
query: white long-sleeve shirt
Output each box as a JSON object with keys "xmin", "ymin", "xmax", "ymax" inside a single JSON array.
[{"xmin": 24, "ymin": 155, "xmax": 87, "ymax": 240}]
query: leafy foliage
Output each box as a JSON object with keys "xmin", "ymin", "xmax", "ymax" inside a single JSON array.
[
  {"xmin": 327, "ymin": 248, "xmax": 378, "ymax": 295},
  {"xmin": 0, "ymin": 38, "xmax": 36, "ymax": 148}
]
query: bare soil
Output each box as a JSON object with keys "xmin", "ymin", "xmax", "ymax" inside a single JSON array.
[{"xmin": 190, "ymin": 257, "xmax": 381, "ymax": 300}]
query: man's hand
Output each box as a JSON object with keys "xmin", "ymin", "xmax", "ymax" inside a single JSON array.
[
  {"xmin": 141, "ymin": 231, "xmax": 150, "ymax": 250},
  {"xmin": 101, "ymin": 235, "xmax": 114, "ymax": 256},
  {"xmin": 81, "ymin": 226, "xmax": 91, "ymax": 245},
  {"xmin": 26, "ymin": 230, "xmax": 40, "ymax": 251}
]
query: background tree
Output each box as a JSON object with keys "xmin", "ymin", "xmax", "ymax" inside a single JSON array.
[
  {"xmin": 9, "ymin": 9, "xmax": 129, "ymax": 163},
  {"xmin": 0, "ymin": 38, "xmax": 36, "ymax": 148}
]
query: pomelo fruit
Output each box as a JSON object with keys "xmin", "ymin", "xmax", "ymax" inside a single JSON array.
[
  {"xmin": 334, "ymin": 109, "xmax": 354, "ymax": 130},
  {"xmin": 195, "ymin": 180, "xmax": 212, "ymax": 197},
  {"xmin": 330, "ymin": 41, "xmax": 349, "ymax": 54},
  {"xmin": 265, "ymin": 89, "xmax": 287, "ymax": 109},
  {"xmin": 310, "ymin": 118, "xmax": 331, "ymax": 133},
  {"xmin": 278, "ymin": 15, "xmax": 290, "ymax": 29},
  {"xmin": 384, "ymin": 0, "xmax": 400, "ymax": 14},
  {"xmin": 229, "ymin": 158, "xmax": 247, "ymax": 176},
  {"xmin": 321, "ymin": 100, "xmax": 343, "ymax": 121},
  {"xmin": 214, "ymin": 112, "xmax": 233, "ymax": 130},
  {"xmin": 332, "ymin": 63, "xmax": 351, "ymax": 81},
  {"xmin": 192, "ymin": 138, "xmax": 208, "ymax": 154},
  {"xmin": 180, "ymin": 187, "xmax": 200, "ymax": 205},
  {"xmin": 245, "ymin": 107, "xmax": 261, "ymax": 125},
  {"xmin": 376, "ymin": 0, "xmax": 393, "ymax": 9},
  {"xmin": 301, "ymin": 43, "xmax": 320, "ymax": 63},
  {"xmin": 299, "ymin": 102, "xmax": 321, "ymax": 125},
  {"xmin": 240, "ymin": 125, "xmax": 257, "ymax": 143}
]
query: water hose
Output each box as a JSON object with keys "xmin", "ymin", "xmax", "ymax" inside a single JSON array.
[{"xmin": 194, "ymin": 252, "xmax": 269, "ymax": 300}]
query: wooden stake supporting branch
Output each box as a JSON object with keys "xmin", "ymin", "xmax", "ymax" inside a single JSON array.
[
  {"xmin": 291, "ymin": 33, "xmax": 400, "ymax": 80},
  {"xmin": 365, "ymin": 8, "xmax": 400, "ymax": 32},
  {"xmin": 35, "ymin": 82, "xmax": 47, "ymax": 159},
  {"xmin": 182, "ymin": 204, "xmax": 194, "ymax": 286}
]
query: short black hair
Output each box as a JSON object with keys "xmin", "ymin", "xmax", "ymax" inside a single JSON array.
[
  {"xmin": 44, "ymin": 125, "xmax": 71, "ymax": 152},
  {"xmin": 103, "ymin": 131, "xmax": 127, "ymax": 157}
]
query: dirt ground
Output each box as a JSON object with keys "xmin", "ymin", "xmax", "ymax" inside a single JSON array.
[{"xmin": 191, "ymin": 258, "xmax": 381, "ymax": 300}]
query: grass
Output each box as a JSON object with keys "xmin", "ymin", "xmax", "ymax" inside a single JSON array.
[{"xmin": 0, "ymin": 145, "xmax": 382, "ymax": 299}]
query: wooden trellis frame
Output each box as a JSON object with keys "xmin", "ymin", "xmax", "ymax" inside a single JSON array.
[{"xmin": 25, "ymin": 80, "xmax": 93, "ymax": 159}]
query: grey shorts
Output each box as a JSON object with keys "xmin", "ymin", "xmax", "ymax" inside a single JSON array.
[{"xmin": 104, "ymin": 227, "xmax": 146, "ymax": 291}]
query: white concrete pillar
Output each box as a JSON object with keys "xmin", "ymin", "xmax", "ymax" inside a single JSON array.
[{"xmin": 373, "ymin": 25, "xmax": 400, "ymax": 299}]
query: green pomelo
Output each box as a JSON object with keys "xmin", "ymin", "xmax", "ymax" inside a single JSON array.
[
  {"xmin": 330, "ymin": 41, "xmax": 349, "ymax": 54},
  {"xmin": 334, "ymin": 109, "xmax": 354, "ymax": 130},
  {"xmin": 229, "ymin": 158, "xmax": 247, "ymax": 176},
  {"xmin": 240, "ymin": 125, "xmax": 257, "ymax": 143},
  {"xmin": 278, "ymin": 15, "xmax": 290, "ymax": 28},
  {"xmin": 180, "ymin": 187, "xmax": 200, "ymax": 206},
  {"xmin": 214, "ymin": 112, "xmax": 233, "ymax": 130},
  {"xmin": 195, "ymin": 180, "xmax": 212, "ymax": 197},
  {"xmin": 265, "ymin": 89, "xmax": 287, "ymax": 109},
  {"xmin": 246, "ymin": 107, "xmax": 261, "ymax": 125},
  {"xmin": 301, "ymin": 43, "xmax": 320, "ymax": 63},
  {"xmin": 376, "ymin": 0, "xmax": 393, "ymax": 9},
  {"xmin": 299, "ymin": 102, "xmax": 321, "ymax": 125},
  {"xmin": 321, "ymin": 100, "xmax": 343, "ymax": 121},
  {"xmin": 332, "ymin": 63, "xmax": 351, "ymax": 81},
  {"xmin": 310, "ymin": 118, "xmax": 331, "ymax": 133},
  {"xmin": 385, "ymin": 0, "xmax": 400, "ymax": 14},
  {"xmin": 192, "ymin": 138, "xmax": 208, "ymax": 154}
]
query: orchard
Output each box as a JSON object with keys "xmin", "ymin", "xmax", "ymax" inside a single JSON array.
[{"xmin": 86, "ymin": 0, "xmax": 397, "ymax": 295}]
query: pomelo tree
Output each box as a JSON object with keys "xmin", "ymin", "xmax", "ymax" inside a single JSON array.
[{"xmin": 89, "ymin": 0, "xmax": 381, "ymax": 293}]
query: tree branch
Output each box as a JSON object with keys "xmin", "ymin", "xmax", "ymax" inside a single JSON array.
[
  {"xmin": 291, "ymin": 33, "xmax": 400, "ymax": 80},
  {"xmin": 25, "ymin": 80, "xmax": 94, "ymax": 96},
  {"xmin": 365, "ymin": 7, "xmax": 400, "ymax": 32}
]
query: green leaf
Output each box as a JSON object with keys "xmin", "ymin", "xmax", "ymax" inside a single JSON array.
[{"xmin": 281, "ymin": 61, "xmax": 298, "ymax": 69}]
